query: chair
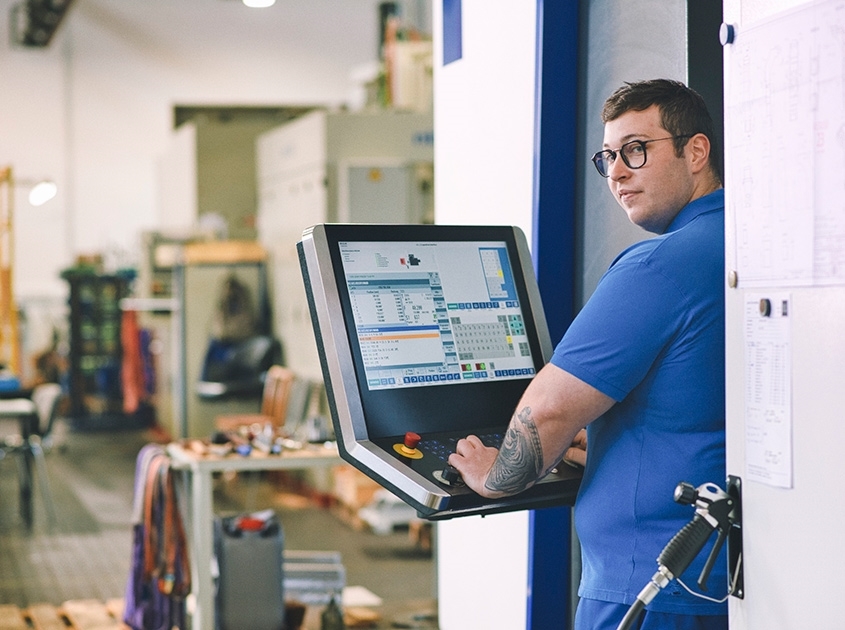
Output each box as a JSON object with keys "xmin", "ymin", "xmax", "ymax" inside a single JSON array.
[
  {"xmin": 196, "ymin": 335, "xmax": 283, "ymax": 400},
  {"xmin": 214, "ymin": 365, "xmax": 296, "ymax": 433},
  {"xmin": 0, "ymin": 382, "xmax": 62, "ymax": 527},
  {"xmin": 28, "ymin": 381, "xmax": 63, "ymax": 454}
]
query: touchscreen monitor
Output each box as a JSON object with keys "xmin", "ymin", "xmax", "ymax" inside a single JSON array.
[{"xmin": 298, "ymin": 223, "xmax": 581, "ymax": 519}]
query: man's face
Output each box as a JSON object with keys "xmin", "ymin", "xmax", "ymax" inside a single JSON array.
[{"xmin": 602, "ymin": 105, "xmax": 696, "ymax": 234}]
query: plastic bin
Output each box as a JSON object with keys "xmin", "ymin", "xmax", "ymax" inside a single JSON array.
[{"xmin": 214, "ymin": 513, "xmax": 285, "ymax": 630}]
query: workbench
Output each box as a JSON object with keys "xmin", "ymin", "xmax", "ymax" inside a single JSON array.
[{"xmin": 166, "ymin": 441, "xmax": 342, "ymax": 630}]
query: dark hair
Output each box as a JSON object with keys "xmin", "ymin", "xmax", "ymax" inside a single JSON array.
[{"xmin": 602, "ymin": 79, "xmax": 722, "ymax": 183}]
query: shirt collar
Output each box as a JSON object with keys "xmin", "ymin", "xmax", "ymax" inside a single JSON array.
[{"xmin": 665, "ymin": 188, "xmax": 724, "ymax": 233}]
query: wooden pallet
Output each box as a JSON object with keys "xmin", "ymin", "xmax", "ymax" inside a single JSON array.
[{"xmin": 0, "ymin": 599, "xmax": 128, "ymax": 630}]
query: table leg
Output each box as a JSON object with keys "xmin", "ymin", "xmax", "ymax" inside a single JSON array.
[
  {"xmin": 188, "ymin": 466, "xmax": 215, "ymax": 630},
  {"xmin": 16, "ymin": 447, "xmax": 33, "ymax": 528},
  {"xmin": 15, "ymin": 414, "xmax": 37, "ymax": 529}
]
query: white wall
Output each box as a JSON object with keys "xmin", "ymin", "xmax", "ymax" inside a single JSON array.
[
  {"xmin": 433, "ymin": 2, "xmax": 537, "ymax": 234},
  {"xmin": 724, "ymin": 0, "xmax": 845, "ymax": 628},
  {"xmin": 432, "ymin": 2, "xmax": 537, "ymax": 629},
  {"xmin": 0, "ymin": 0, "xmax": 403, "ymax": 302},
  {"xmin": 158, "ymin": 121, "xmax": 198, "ymax": 233}
]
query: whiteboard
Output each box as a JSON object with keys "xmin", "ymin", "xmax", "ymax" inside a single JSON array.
[{"xmin": 725, "ymin": 1, "xmax": 845, "ymax": 628}]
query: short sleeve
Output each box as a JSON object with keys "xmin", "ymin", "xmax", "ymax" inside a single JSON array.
[{"xmin": 551, "ymin": 260, "xmax": 688, "ymax": 401}]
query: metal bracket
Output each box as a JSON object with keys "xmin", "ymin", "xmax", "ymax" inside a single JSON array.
[{"xmin": 727, "ymin": 475, "xmax": 744, "ymax": 598}]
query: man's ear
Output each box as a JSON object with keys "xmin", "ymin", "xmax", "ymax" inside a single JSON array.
[{"xmin": 687, "ymin": 133, "xmax": 711, "ymax": 174}]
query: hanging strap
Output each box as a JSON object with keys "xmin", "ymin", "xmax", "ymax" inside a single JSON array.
[
  {"xmin": 131, "ymin": 444, "xmax": 165, "ymax": 525},
  {"xmin": 143, "ymin": 453, "xmax": 166, "ymax": 579},
  {"xmin": 158, "ymin": 464, "xmax": 191, "ymax": 597},
  {"xmin": 141, "ymin": 452, "xmax": 191, "ymax": 597}
]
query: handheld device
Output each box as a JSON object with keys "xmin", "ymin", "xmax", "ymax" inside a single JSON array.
[{"xmin": 297, "ymin": 223, "xmax": 582, "ymax": 519}]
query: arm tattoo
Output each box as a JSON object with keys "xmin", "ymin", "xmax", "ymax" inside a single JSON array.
[{"xmin": 484, "ymin": 406, "xmax": 544, "ymax": 495}]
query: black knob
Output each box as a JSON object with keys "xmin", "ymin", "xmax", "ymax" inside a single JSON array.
[
  {"xmin": 441, "ymin": 464, "xmax": 463, "ymax": 486},
  {"xmin": 674, "ymin": 481, "xmax": 698, "ymax": 505}
]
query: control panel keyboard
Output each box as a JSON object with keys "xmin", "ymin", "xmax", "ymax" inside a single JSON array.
[{"xmin": 419, "ymin": 432, "xmax": 504, "ymax": 463}]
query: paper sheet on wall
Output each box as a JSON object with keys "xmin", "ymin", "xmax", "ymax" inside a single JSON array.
[
  {"xmin": 727, "ymin": 0, "xmax": 845, "ymax": 287},
  {"xmin": 744, "ymin": 293, "xmax": 793, "ymax": 488}
]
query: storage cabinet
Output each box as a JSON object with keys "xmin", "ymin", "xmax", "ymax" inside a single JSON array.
[
  {"xmin": 256, "ymin": 110, "xmax": 434, "ymax": 381},
  {"xmin": 62, "ymin": 271, "xmax": 131, "ymax": 424}
]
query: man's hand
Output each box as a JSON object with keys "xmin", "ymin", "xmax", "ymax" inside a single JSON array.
[
  {"xmin": 562, "ymin": 428, "xmax": 587, "ymax": 468},
  {"xmin": 448, "ymin": 405, "xmax": 545, "ymax": 499},
  {"xmin": 447, "ymin": 435, "xmax": 503, "ymax": 498}
]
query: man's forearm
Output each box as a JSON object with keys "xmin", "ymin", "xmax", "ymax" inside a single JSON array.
[{"xmin": 484, "ymin": 405, "xmax": 547, "ymax": 495}]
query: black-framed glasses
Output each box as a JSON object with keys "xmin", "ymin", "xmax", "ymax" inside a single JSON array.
[{"xmin": 591, "ymin": 135, "xmax": 692, "ymax": 178}]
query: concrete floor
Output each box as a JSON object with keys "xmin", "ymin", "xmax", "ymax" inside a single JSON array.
[{"xmin": 0, "ymin": 419, "xmax": 437, "ymax": 627}]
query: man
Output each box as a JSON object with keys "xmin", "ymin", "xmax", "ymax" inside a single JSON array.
[{"xmin": 448, "ymin": 79, "xmax": 726, "ymax": 630}]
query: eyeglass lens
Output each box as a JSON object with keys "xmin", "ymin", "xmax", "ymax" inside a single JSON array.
[{"xmin": 593, "ymin": 140, "xmax": 647, "ymax": 177}]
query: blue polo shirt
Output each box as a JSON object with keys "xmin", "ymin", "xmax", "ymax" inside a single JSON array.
[{"xmin": 551, "ymin": 189, "xmax": 726, "ymax": 615}]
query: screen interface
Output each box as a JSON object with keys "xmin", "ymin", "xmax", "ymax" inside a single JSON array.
[{"xmin": 338, "ymin": 240, "xmax": 537, "ymax": 391}]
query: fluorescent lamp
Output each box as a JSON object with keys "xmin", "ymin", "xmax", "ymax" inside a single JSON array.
[
  {"xmin": 28, "ymin": 180, "xmax": 57, "ymax": 206},
  {"xmin": 242, "ymin": 0, "xmax": 276, "ymax": 7}
]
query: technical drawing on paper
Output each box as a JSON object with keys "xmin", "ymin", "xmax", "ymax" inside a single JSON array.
[{"xmin": 727, "ymin": 0, "xmax": 845, "ymax": 286}]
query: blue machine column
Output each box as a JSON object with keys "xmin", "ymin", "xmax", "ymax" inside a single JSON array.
[{"xmin": 527, "ymin": 1, "xmax": 580, "ymax": 629}]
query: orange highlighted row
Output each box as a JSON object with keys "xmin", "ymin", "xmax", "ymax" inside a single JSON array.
[{"xmin": 359, "ymin": 332, "xmax": 440, "ymax": 342}]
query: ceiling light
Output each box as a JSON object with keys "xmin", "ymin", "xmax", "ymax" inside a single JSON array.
[
  {"xmin": 242, "ymin": 0, "xmax": 276, "ymax": 7},
  {"xmin": 28, "ymin": 180, "xmax": 57, "ymax": 206}
]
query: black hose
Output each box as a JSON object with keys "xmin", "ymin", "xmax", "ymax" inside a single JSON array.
[{"xmin": 615, "ymin": 598, "xmax": 645, "ymax": 630}]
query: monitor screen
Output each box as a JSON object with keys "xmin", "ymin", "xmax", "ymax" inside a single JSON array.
[{"xmin": 338, "ymin": 238, "xmax": 537, "ymax": 392}]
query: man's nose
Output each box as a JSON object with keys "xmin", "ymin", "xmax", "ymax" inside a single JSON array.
[{"xmin": 607, "ymin": 156, "xmax": 630, "ymax": 180}]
